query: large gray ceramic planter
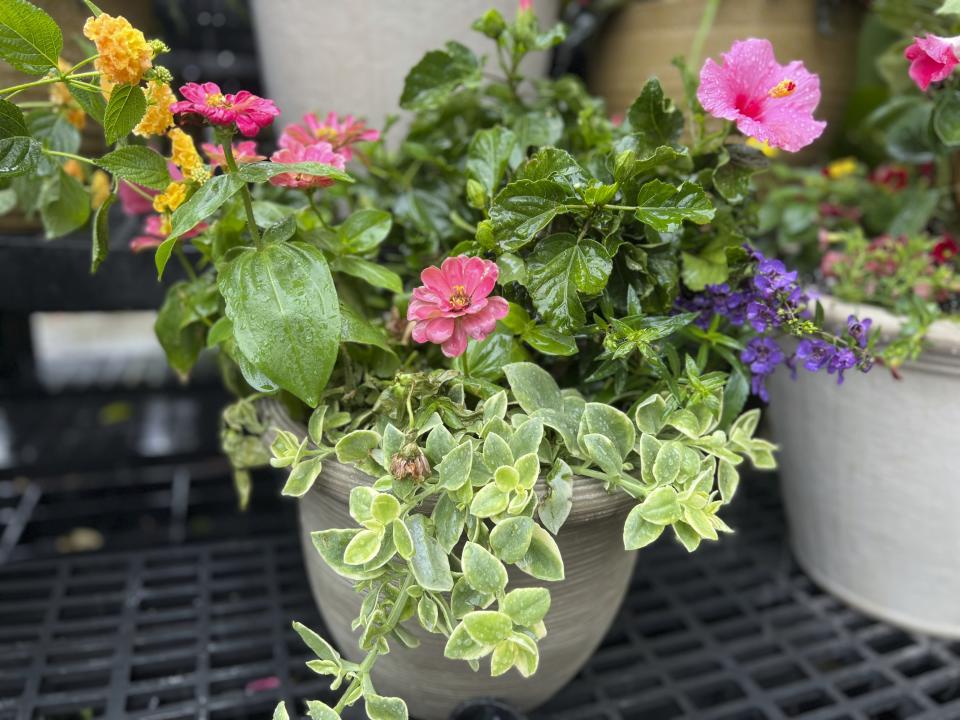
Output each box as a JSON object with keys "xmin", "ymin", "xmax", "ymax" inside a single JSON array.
[
  {"xmin": 767, "ymin": 295, "xmax": 960, "ymax": 638},
  {"xmin": 265, "ymin": 403, "xmax": 636, "ymax": 720}
]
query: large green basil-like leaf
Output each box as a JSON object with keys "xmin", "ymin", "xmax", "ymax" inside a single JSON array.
[
  {"xmin": 0, "ymin": 0, "xmax": 61, "ymax": 75},
  {"xmin": 634, "ymin": 179, "xmax": 715, "ymax": 233},
  {"xmin": 332, "ymin": 255, "xmax": 403, "ymax": 294},
  {"xmin": 627, "ymin": 78, "xmax": 683, "ymax": 150},
  {"xmin": 400, "ymin": 41, "xmax": 481, "ymax": 110},
  {"xmin": 154, "ymin": 279, "xmax": 213, "ymax": 379},
  {"xmin": 97, "ymin": 146, "xmax": 170, "ymax": 189},
  {"xmin": 218, "ymin": 241, "xmax": 341, "ymax": 407},
  {"xmin": 40, "ymin": 167, "xmax": 90, "ymax": 238},
  {"xmin": 103, "ymin": 84, "xmax": 146, "ymax": 144},
  {"xmin": 489, "ymin": 179, "xmax": 570, "ymax": 252},
  {"xmin": 0, "ymin": 98, "xmax": 28, "ymax": 138},
  {"xmin": 467, "ymin": 126, "xmax": 516, "ymax": 197},
  {"xmin": 0, "ymin": 135, "xmax": 39, "ymax": 177},
  {"xmin": 337, "ymin": 208, "xmax": 392, "ymax": 253},
  {"xmin": 525, "ymin": 233, "xmax": 611, "ymax": 331}
]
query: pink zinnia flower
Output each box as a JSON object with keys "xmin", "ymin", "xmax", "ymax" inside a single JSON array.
[
  {"xmin": 268, "ymin": 141, "xmax": 347, "ymax": 189},
  {"xmin": 170, "ymin": 82, "xmax": 279, "ymax": 137},
  {"xmin": 697, "ymin": 38, "xmax": 826, "ymax": 152},
  {"xmin": 904, "ymin": 35, "xmax": 960, "ymax": 91},
  {"xmin": 201, "ymin": 141, "xmax": 266, "ymax": 169},
  {"xmin": 519, "ymin": 0, "xmax": 533, "ymax": 11},
  {"xmin": 129, "ymin": 214, "xmax": 207, "ymax": 253},
  {"xmin": 278, "ymin": 112, "xmax": 379, "ymax": 160},
  {"xmin": 407, "ymin": 255, "xmax": 509, "ymax": 358}
]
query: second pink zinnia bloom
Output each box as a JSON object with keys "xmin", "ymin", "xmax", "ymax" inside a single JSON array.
[
  {"xmin": 408, "ymin": 256, "xmax": 509, "ymax": 358},
  {"xmin": 697, "ymin": 38, "xmax": 826, "ymax": 152}
]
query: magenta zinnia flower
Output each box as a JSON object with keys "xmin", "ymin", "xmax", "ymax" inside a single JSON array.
[
  {"xmin": 171, "ymin": 82, "xmax": 279, "ymax": 138},
  {"xmin": 697, "ymin": 38, "xmax": 826, "ymax": 152},
  {"xmin": 278, "ymin": 112, "xmax": 380, "ymax": 160},
  {"xmin": 904, "ymin": 34, "xmax": 960, "ymax": 91},
  {"xmin": 408, "ymin": 255, "xmax": 509, "ymax": 358},
  {"xmin": 201, "ymin": 141, "xmax": 266, "ymax": 169},
  {"xmin": 268, "ymin": 141, "xmax": 347, "ymax": 189}
]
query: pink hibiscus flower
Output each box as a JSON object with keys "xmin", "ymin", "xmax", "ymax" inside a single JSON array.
[
  {"xmin": 268, "ymin": 141, "xmax": 347, "ymax": 189},
  {"xmin": 278, "ymin": 112, "xmax": 380, "ymax": 160},
  {"xmin": 697, "ymin": 38, "xmax": 826, "ymax": 152},
  {"xmin": 201, "ymin": 141, "xmax": 266, "ymax": 170},
  {"xmin": 904, "ymin": 34, "xmax": 960, "ymax": 91},
  {"xmin": 407, "ymin": 255, "xmax": 509, "ymax": 358},
  {"xmin": 129, "ymin": 214, "xmax": 207, "ymax": 253},
  {"xmin": 170, "ymin": 82, "xmax": 279, "ymax": 137}
]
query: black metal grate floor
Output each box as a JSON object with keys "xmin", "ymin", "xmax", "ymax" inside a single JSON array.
[{"xmin": 2, "ymin": 472, "xmax": 960, "ymax": 720}]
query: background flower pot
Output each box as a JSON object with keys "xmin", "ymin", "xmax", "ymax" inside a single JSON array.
[
  {"xmin": 264, "ymin": 401, "xmax": 636, "ymax": 720},
  {"xmin": 250, "ymin": 0, "xmax": 559, "ymax": 138},
  {"xmin": 767, "ymin": 296, "xmax": 960, "ymax": 638},
  {"xmin": 587, "ymin": 0, "xmax": 862, "ymax": 160}
]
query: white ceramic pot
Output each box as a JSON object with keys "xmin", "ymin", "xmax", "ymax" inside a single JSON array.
[
  {"xmin": 250, "ymin": 0, "xmax": 559, "ymax": 136},
  {"xmin": 767, "ymin": 295, "xmax": 960, "ymax": 638}
]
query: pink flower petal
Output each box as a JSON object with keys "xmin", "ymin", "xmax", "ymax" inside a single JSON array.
[{"xmin": 441, "ymin": 322, "xmax": 469, "ymax": 357}]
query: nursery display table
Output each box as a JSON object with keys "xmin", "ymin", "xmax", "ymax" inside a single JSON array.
[{"xmin": 2, "ymin": 388, "xmax": 959, "ymax": 720}]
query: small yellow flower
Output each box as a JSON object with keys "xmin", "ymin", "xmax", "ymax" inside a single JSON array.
[
  {"xmin": 62, "ymin": 159, "xmax": 85, "ymax": 181},
  {"xmin": 153, "ymin": 181, "xmax": 188, "ymax": 213},
  {"xmin": 134, "ymin": 80, "xmax": 176, "ymax": 137},
  {"xmin": 746, "ymin": 137, "xmax": 779, "ymax": 158},
  {"xmin": 825, "ymin": 157, "xmax": 858, "ymax": 180},
  {"xmin": 91, "ymin": 170, "xmax": 111, "ymax": 209},
  {"xmin": 83, "ymin": 13, "xmax": 153, "ymax": 87},
  {"xmin": 49, "ymin": 58, "xmax": 87, "ymax": 130},
  {"xmin": 168, "ymin": 128, "xmax": 205, "ymax": 179},
  {"xmin": 158, "ymin": 215, "xmax": 173, "ymax": 236}
]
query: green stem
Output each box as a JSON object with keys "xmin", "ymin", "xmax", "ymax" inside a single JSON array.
[
  {"xmin": 221, "ymin": 138, "xmax": 262, "ymax": 248},
  {"xmin": 66, "ymin": 55, "xmax": 98, "ymax": 75},
  {"xmin": 0, "ymin": 70, "xmax": 101, "ymax": 98},
  {"xmin": 687, "ymin": 0, "xmax": 721, "ymax": 72},
  {"xmin": 173, "ymin": 245, "xmax": 198, "ymax": 282},
  {"xmin": 44, "ymin": 149, "xmax": 95, "ymax": 165},
  {"xmin": 333, "ymin": 574, "xmax": 414, "ymax": 714}
]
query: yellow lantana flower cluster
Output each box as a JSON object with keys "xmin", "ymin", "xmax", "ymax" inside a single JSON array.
[
  {"xmin": 153, "ymin": 181, "xmax": 187, "ymax": 214},
  {"xmin": 83, "ymin": 13, "xmax": 153, "ymax": 88},
  {"xmin": 134, "ymin": 80, "xmax": 176, "ymax": 137},
  {"xmin": 169, "ymin": 128, "xmax": 209, "ymax": 183}
]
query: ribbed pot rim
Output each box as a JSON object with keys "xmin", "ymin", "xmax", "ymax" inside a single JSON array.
[
  {"xmin": 260, "ymin": 398, "xmax": 635, "ymax": 525},
  {"xmin": 817, "ymin": 293, "xmax": 960, "ymax": 358}
]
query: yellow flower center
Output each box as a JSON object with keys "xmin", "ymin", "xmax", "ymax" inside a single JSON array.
[
  {"xmin": 768, "ymin": 79, "xmax": 797, "ymax": 99},
  {"xmin": 314, "ymin": 127, "xmax": 339, "ymax": 142},
  {"xmin": 205, "ymin": 93, "xmax": 230, "ymax": 108},
  {"xmin": 448, "ymin": 285, "xmax": 471, "ymax": 310}
]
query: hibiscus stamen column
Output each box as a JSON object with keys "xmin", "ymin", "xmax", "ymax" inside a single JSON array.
[{"xmin": 218, "ymin": 129, "xmax": 262, "ymax": 248}]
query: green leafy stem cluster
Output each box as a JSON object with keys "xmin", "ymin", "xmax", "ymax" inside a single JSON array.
[{"xmin": 261, "ymin": 361, "xmax": 773, "ymax": 720}]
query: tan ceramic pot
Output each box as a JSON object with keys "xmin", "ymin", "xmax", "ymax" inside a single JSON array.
[
  {"xmin": 768, "ymin": 296, "xmax": 960, "ymax": 638},
  {"xmin": 588, "ymin": 0, "xmax": 862, "ymax": 161},
  {"xmin": 265, "ymin": 402, "xmax": 636, "ymax": 720}
]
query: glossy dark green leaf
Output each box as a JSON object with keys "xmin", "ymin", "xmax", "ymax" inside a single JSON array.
[
  {"xmin": 0, "ymin": 0, "xmax": 62, "ymax": 75},
  {"xmin": 103, "ymin": 84, "xmax": 146, "ymax": 144},
  {"xmin": 489, "ymin": 179, "xmax": 570, "ymax": 251},
  {"xmin": 627, "ymin": 78, "xmax": 683, "ymax": 150},
  {"xmin": 521, "ymin": 325, "xmax": 577, "ymax": 356},
  {"xmin": 0, "ymin": 98, "xmax": 28, "ymax": 138},
  {"xmin": 400, "ymin": 41, "xmax": 481, "ymax": 110},
  {"xmin": 218, "ymin": 241, "xmax": 341, "ymax": 407},
  {"xmin": 516, "ymin": 147, "xmax": 588, "ymax": 188},
  {"xmin": 525, "ymin": 234, "xmax": 612, "ymax": 331},
  {"xmin": 712, "ymin": 144, "xmax": 767, "ymax": 204},
  {"xmin": 154, "ymin": 281, "xmax": 208, "ymax": 379},
  {"xmin": 339, "ymin": 301, "xmax": 395, "ymax": 354},
  {"xmin": 467, "ymin": 126, "xmax": 516, "ymax": 197},
  {"xmin": 0, "ymin": 135, "xmax": 38, "ymax": 176},
  {"xmin": 634, "ymin": 180, "xmax": 714, "ymax": 233}
]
